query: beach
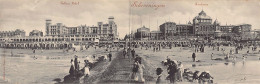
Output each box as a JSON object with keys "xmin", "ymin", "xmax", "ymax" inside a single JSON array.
[
  {"xmin": 1, "ymin": 46, "xmax": 260, "ymax": 84},
  {"xmin": 0, "ymin": 47, "xmax": 113, "ymax": 84}
]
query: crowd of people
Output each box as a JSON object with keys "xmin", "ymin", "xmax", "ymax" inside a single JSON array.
[
  {"xmin": 125, "ymin": 42, "xmax": 215, "ymax": 83},
  {"xmin": 183, "ymin": 69, "xmax": 214, "ymax": 83},
  {"xmin": 128, "ymin": 42, "xmax": 219, "ymax": 83},
  {"xmin": 160, "ymin": 57, "xmax": 185, "ymax": 83},
  {"xmin": 64, "ymin": 49, "xmax": 113, "ymax": 83},
  {"xmin": 124, "ymin": 47, "xmax": 146, "ymax": 82},
  {"xmin": 60, "ymin": 41, "xmax": 260, "ymax": 83},
  {"xmin": 64, "ymin": 55, "xmax": 91, "ymax": 83}
]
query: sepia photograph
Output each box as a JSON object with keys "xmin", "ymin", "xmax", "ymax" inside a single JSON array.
[{"xmin": 1, "ymin": 0, "xmax": 260, "ymax": 84}]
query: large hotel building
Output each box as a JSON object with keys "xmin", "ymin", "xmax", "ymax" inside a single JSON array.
[
  {"xmin": 134, "ymin": 10, "xmax": 253, "ymax": 41},
  {"xmin": 0, "ymin": 16, "xmax": 118, "ymax": 49},
  {"xmin": 45, "ymin": 16, "xmax": 118, "ymax": 41},
  {"xmin": 0, "ymin": 11, "xmax": 257, "ymax": 49}
]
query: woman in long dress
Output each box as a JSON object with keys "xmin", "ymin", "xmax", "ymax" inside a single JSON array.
[
  {"xmin": 69, "ymin": 59, "xmax": 75, "ymax": 76},
  {"xmin": 84, "ymin": 65, "xmax": 90, "ymax": 77},
  {"xmin": 135, "ymin": 62, "xmax": 145, "ymax": 82},
  {"xmin": 177, "ymin": 62, "xmax": 184, "ymax": 81},
  {"xmin": 79, "ymin": 60, "xmax": 90, "ymax": 83}
]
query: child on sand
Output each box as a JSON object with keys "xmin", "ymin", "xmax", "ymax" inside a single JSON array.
[
  {"xmin": 242, "ymin": 56, "xmax": 246, "ymax": 62},
  {"xmin": 156, "ymin": 68, "xmax": 163, "ymax": 83},
  {"xmin": 242, "ymin": 55, "xmax": 246, "ymax": 65}
]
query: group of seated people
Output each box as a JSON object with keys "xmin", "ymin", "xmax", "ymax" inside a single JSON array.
[
  {"xmin": 183, "ymin": 68, "xmax": 214, "ymax": 83},
  {"xmin": 160, "ymin": 57, "xmax": 184, "ymax": 83},
  {"xmin": 63, "ymin": 54, "xmax": 109, "ymax": 83},
  {"xmin": 161, "ymin": 57, "xmax": 214, "ymax": 83},
  {"xmin": 64, "ymin": 56, "xmax": 91, "ymax": 83}
]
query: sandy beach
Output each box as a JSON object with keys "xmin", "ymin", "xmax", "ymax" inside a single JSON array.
[
  {"xmin": 135, "ymin": 46, "xmax": 260, "ymax": 84},
  {"xmin": 0, "ymin": 47, "xmax": 115, "ymax": 84},
  {"xmin": 1, "ymin": 45, "xmax": 260, "ymax": 84}
]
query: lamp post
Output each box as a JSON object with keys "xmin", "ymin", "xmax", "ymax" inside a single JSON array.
[{"xmin": 128, "ymin": 0, "xmax": 131, "ymax": 48}]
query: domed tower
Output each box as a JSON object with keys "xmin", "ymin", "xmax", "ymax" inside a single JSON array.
[
  {"xmin": 193, "ymin": 10, "xmax": 212, "ymax": 24},
  {"xmin": 199, "ymin": 10, "xmax": 206, "ymax": 16},
  {"xmin": 192, "ymin": 10, "xmax": 213, "ymax": 35},
  {"xmin": 213, "ymin": 19, "xmax": 221, "ymax": 32},
  {"xmin": 193, "ymin": 19, "xmax": 199, "ymax": 24},
  {"xmin": 213, "ymin": 19, "xmax": 220, "ymax": 25},
  {"xmin": 188, "ymin": 21, "xmax": 192, "ymax": 24},
  {"xmin": 193, "ymin": 18, "xmax": 200, "ymax": 34}
]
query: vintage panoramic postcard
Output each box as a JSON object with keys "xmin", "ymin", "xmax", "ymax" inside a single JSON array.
[{"xmin": 1, "ymin": 0, "xmax": 260, "ymax": 84}]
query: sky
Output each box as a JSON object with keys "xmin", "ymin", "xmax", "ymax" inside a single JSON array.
[{"xmin": 0, "ymin": 0, "xmax": 260, "ymax": 38}]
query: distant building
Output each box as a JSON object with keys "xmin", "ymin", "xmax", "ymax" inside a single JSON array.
[
  {"xmin": 29, "ymin": 30, "xmax": 43, "ymax": 37},
  {"xmin": 0, "ymin": 29, "xmax": 26, "ymax": 38},
  {"xmin": 135, "ymin": 26, "xmax": 150, "ymax": 40},
  {"xmin": 149, "ymin": 31, "xmax": 163, "ymax": 40},
  {"xmin": 97, "ymin": 16, "xmax": 118, "ymax": 41},
  {"xmin": 45, "ymin": 16, "xmax": 118, "ymax": 41},
  {"xmin": 233, "ymin": 24, "xmax": 251, "ymax": 35},
  {"xmin": 159, "ymin": 22, "xmax": 176, "ymax": 40},
  {"xmin": 193, "ymin": 10, "xmax": 216, "ymax": 37},
  {"xmin": 176, "ymin": 24, "xmax": 193, "ymax": 36},
  {"xmin": 132, "ymin": 10, "xmax": 252, "ymax": 41},
  {"xmin": 233, "ymin": 24, "xmax": 252, "ymax": 40}
]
